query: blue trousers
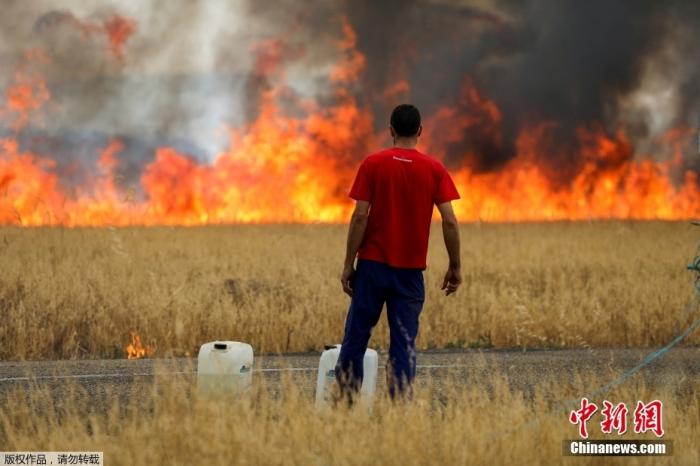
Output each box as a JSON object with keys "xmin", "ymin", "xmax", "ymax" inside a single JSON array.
[{"xmin": 335, "ymin": 259, "xmax": 425, "ymax": 399}]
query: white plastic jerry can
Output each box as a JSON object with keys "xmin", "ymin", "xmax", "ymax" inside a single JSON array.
[
  {"xmin": 315, "ymin": 344, "xmax": 378, "ymax": 408},
  {"xmin": 197, "ymin": 341, "xmax": 254, "ymax": 394}
]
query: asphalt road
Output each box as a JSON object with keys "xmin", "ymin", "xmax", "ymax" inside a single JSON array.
[
  {"xmin": 0, "ymin": 347, "xmax": 700, "ymax": 393},
  {"xmin": 1, "ymin": 348, "xmax": 698, "ymax": 408}
]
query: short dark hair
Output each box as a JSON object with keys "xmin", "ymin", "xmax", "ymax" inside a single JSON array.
[{"xmin": 390, "ymin": 104, "xmax": 421, "ymax": 137}]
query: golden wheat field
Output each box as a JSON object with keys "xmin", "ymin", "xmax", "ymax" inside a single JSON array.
[
  {"xmin": 1, "ymin": 366, "xmax": 698, "ymax": 465},
  {"xmin": 0, "ymin": 221, "xmax": 698, "ymax": 360},
  {"xmin": 2, "ymin": 222, "xmax": 699, "ymax": 465}
]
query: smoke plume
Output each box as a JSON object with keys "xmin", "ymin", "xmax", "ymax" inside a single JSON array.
[{"xmin": 1, "ymin": 0, "xmax": 699, "ymax": 225}]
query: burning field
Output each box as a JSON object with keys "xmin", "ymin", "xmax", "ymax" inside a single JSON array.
[
  {"xmin": 0, "ymin": 1, "xmax": 699, "ymax": 226},
  {"xmin": 2, "ymin": 1, "xmax": 700, "ymax": 464},
  {"xmin": 0, "ymin": 0, "xmax": 696, "ymax": 359}
]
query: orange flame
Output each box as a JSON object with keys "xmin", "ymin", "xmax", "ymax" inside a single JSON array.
[
  {"xmin": 102, "ymin": 15, "xmax": 136, "ymax": 62},
  {"xmin": 125, "ymin": 330, "xmax": 156, "ymax": 360},
  {"xmin": 423, "ymin": 81, "xmax": 700, "ymax": 221},
  {"xmin": 1, "ymin": 20, "xmax": 700, "ymax": 226},
  {"xmin": 35, "ymin": 12, "xmax": 135, "ymax": 62},
  {"xmin": 2, "ymin": 50, "xmax": 50, "ymax": 131}
]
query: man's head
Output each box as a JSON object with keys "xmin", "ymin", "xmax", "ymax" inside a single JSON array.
[{"xmin": 390, "ymin": 104, "xmax": 422, "ymax": 140}]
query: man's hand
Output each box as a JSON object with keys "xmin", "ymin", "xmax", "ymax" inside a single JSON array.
[
  {"xmin": 436, "ymin": 201, "xmax": 461, "ymax": 296},
  {"xmin": 441, "ymin": 266, "xmax": 462, "ymax": 296},
  {"xmin": 341, "ymin": 264, "xmax": 355, "ymax": 297},
  {"xmin": 341, "ymin": 200, "xmax": 369, "ymax": 297}
]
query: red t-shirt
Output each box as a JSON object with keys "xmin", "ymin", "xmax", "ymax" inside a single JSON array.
[{"xmin": 349, "ymin": 147, "xmax": 460, "ymax": 269}]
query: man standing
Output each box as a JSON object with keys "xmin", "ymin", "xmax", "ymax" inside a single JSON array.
[{"xmin": 336, "ymin": 104, "xmax": 462, "ymax": 401}]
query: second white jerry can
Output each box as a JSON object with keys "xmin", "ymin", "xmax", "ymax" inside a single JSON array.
[
  {"xmin": 315, "ymin": 344, "xmax": 378, "ymax": 408},
  {"xmin": 197, "ymin": 341, "xmax": 254, "ymax": 394}
]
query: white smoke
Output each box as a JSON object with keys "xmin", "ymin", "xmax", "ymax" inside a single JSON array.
[{"xmin": 0, "ymin": 0, "xmax": 342, "ymax": 161}]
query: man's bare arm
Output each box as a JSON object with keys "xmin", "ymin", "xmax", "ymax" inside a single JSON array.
[
  {"xmin": 341, "ymin": 200, "xmax": 370, "ymax": 296},
  {"xmin": 437, "ymin": 201, "xmax": 462, "ymax": 295}
]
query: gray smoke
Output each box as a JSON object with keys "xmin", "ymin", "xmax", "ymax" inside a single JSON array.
[
  {"xmin": 340, "ymin": 0, "xmax": 700, "ymax": 172},
  {"xmin": 0, "ymin": 0, "xmax": 698, "ymax": 188}
]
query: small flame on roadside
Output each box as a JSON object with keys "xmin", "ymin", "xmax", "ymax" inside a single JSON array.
[{"xmin": 125, "ymin": 330, "xmax": 156, "ymax": 360}]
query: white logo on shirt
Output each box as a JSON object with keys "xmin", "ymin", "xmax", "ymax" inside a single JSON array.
[{"xmin": 392, "ymin": 156, "xmax": 413, "ymax": 163}]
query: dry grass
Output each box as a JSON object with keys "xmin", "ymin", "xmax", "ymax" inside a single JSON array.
[
  {"xmin": 0, "ymin": 221, "xmax": 698, "ymax": 359},
  {"xmin": 1, "ymin": 367, "xmax": 698, "ymax": 465}
]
